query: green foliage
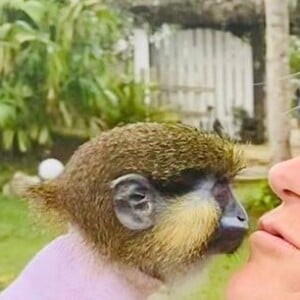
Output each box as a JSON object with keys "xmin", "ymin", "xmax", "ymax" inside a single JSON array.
[
  {"xmin": 0, "ymin": 195, "xmax": 56, "ymax": 290},
  {"xmin": 290, "ymin": 35, "xmax": 300, "ymax": 76},
  {"xmin": 92, "ymin": 80, "xmax": 179, "ymax": 130},
  {"xmin": 0, "ymin": 0, "xmax": 175, "ymax": 152},
  {"xmin": 245, "ymin": 181, "xmax": 280, "ymax": 216}
]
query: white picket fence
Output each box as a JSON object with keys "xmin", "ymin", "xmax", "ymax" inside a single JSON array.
[{"xmin": 134, "ymin": 28, "xmax": 254, "ymax": 135}]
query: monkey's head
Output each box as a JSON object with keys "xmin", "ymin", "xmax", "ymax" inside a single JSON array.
[{"xmin": 28, "ymin": 123, "xmax": 248, "ymax": 281}]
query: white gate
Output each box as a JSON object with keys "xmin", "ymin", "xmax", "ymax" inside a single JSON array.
[{"xmin": 134, "ymin": 28, "xmax": 254, "ymax": 135}]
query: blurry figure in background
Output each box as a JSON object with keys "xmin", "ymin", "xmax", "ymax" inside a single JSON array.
[
  {"xmin": 2, "ymin": 158, "xmax": 64, "ymax": 197},
  {"xmin": 199, "ymin": 105, "xmax": 215, "ymax": 132},
  {"xmin": 212, "ymin": 118, "xmax": 225, "ymax": 137}
]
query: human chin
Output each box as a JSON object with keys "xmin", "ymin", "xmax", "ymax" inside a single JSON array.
[
  {"xmin": 226, "ymin": 262, "xmax": 266, "ymax": 300},
  {"xmin": 227, "ymin": 257, "xmax": 300, "ymax": 300},
  {"xmin": 226, "ymin": 231, "xmax": 300, "ymax": 300}
]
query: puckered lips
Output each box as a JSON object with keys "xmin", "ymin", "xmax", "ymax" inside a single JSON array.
[{"xmin": 253, "ymin": 218, "xmax": 300, "ymax": 252}]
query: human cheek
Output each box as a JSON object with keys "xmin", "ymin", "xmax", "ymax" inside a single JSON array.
[{"xmin": 277, "ymin": 203, "xmax": 300, "ymax": 249}]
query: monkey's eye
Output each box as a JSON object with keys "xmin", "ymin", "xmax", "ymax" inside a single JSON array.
[{"xmin": 131, "ymin": 192, "xmax": 145, "ymax": 202}]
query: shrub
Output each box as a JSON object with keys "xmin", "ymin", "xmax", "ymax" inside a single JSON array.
[
  {"xmin": 0, "ymin": 0, "xmax": 177, "ymax": 153},
  {"xmin": 246, "ymin": 182, "xmax": 280, "ymax": 216}
]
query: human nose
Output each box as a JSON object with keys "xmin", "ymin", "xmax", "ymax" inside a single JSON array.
[{"xmin": 268, "ymin": 157, "xmax": 300, "ymax": 203}]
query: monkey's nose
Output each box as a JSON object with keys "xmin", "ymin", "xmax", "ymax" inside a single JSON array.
[
  {"xmin": 221, "ymin": 215, "xmax": 249, "ymax": 231},
  {"xmin": 208, "ymin": 204, "xmax": 249, "ymax": 254},
  {"xmin": 221, "ymin": 200, "xmax": 249, "ymax": 231},
  {"xmin": 237, "ymin": 214, "xmax": 247, "ymax": 222}
]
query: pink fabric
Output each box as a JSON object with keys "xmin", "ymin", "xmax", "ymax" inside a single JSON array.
[{"xmin": 0, "ymin": 232, "xmax": 161, "ymax": 300}]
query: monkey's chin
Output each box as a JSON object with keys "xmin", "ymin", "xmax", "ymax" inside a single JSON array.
[{"xmin": 206, "ymin": 227, "xmax": 246, "ymax": 255}]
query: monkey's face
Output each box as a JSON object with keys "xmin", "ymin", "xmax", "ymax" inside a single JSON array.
[
  {"xmin": 110, "ymin": 171, "xmax": 248, "ymax": 279},
  {"xmin": 28, "ymin": 123, "xmax": 248, "ymax": 281}
]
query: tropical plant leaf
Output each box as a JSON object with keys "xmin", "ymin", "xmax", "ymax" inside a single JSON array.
[
  {"xmin": 17, "ymin": 130, "xmax": 30, "ymax": 152},
  {"xmin": 0, "ymin": 0, "xmax": 176, "ymax": 153},
  {"xmin": 0, "ymin": 103, "xmax": 15, "ymax": 127},
  {"xmin": 2, "ymin": 129, "xmax": 14, "ymax": 150},
  {"xmin": 38, "ymin": 127, "xmax": 50, "ymax": 145},
  {"xmin": 29, "ymin": 124, "xmax": 39, "ymax": 140},
  {"xmin": 58, "ymin": 101, "xmax": 73, "ymax": 127},
  {"xmin": 19, "ymin": 1, "xmax": 46, "ymax": 26}
]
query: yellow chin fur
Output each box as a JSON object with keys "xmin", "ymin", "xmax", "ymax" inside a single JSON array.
[{"xmin": 152, "ymin": 196, "xmax": 220, "ymax": 260}]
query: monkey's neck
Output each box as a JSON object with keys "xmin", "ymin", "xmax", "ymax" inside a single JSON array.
[{"xmin": 69, "ymin": 225, "xmax": 164, "ymax": 299}]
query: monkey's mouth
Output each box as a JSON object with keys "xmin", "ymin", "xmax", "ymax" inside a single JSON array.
[{"xmin": 206, "ymin": 226, "xmax": 247, "ymax": 254}]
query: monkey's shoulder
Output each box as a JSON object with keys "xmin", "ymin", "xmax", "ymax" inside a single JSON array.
[{"xmin": 0, "ymin": 234, "xmax": 144, "ymax": 300}]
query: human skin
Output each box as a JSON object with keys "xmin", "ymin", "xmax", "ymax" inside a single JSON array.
[{"xmin": 226, "ymin": 157, "xmax": 300, "ymax": 300}]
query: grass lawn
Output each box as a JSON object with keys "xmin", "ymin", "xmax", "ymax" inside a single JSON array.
[
  {"xmin": 0, "ymin": 196, "xmax": 56, "ymax": 290},
  {"xmin": 0, "ymin": 181, "xmax": 264, "ymax": 299}
]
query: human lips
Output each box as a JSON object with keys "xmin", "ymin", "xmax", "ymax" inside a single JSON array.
[{"xmin": 255, "ymin": 218, "xmax": 299, "ymax": 251}]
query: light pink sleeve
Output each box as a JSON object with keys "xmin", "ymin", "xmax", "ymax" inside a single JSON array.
[{"xmin": 0, "ymin": 235, "xmax": 141, "ymax": 300}]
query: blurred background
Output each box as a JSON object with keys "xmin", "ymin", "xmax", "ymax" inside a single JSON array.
[{"xmin": 0, "ymin": 0, "xmax": 299, "ymax": 299}]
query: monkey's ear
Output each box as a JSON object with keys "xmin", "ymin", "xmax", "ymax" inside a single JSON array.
[{"xmin": 110, "ymin": 174, "xmax": 156, "ymax": 231}]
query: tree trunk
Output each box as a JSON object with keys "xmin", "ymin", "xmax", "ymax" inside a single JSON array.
[
  {"xmin": 251, "ymin": 24, "xmax": 266, "ymax": 144},
  {"xmin": 265, "ymin": 0, "xmax": 291, "ymax": 165}
]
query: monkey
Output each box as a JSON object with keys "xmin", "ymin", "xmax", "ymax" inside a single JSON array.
[{"xmin": 0, "ymin": 122, "xmax": 248, "ymax": 300}]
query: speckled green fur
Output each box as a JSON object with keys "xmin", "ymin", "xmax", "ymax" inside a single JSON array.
[{"xmin": 28, "ymin": 122, "xmax": 244, "ymax": 280}]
